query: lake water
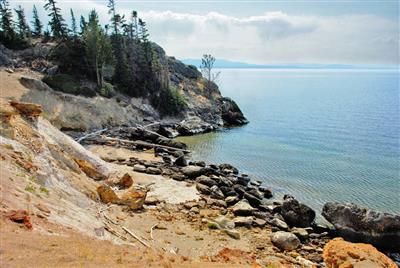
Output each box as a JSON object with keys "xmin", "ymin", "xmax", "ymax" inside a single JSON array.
[{"xmin": 178, "ymin": 68, "xmax": 400, "ymax": 214}]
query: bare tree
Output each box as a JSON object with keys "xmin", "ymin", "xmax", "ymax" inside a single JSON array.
[{"xmin": 200, "ymin": 54, "xmax": 220, "ymax": 92}]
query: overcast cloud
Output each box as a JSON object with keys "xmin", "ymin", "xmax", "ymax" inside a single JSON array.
[{"xmin": 11, "ymin": 1, "xmax": 399, "ymax": 64}]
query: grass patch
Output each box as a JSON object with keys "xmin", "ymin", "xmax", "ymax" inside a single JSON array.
[
  {"xmin": 25, "ymin": 184, "xmax": 36, "ymax": 193},
  {"xmin": 40, "ymin": 186, "xmax": 50, "ymax": 196}
]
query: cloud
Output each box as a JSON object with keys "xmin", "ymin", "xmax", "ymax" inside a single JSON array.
[{"xmin": 10, "ymin": 1, "xmax": 399, "ymax": 64}]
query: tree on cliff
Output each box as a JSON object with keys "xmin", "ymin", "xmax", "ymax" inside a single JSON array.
[
  {"xmin": 83, "ymin": 10, "xmax": 113, "ymax": 88},
  {"xmin": 44, "ymin": 0, "xmax": 67, "ymax": 38},
  {"xmin": 79, "ymin": 15, "xmax": 87, "ymax": 35},
  {"xmin": 107, "ymin": 0, "xmax": 125, "ymax": 36},
  {"xmin": 0, "ymin": 0, "xmax": 16, "ymax": 45},
  {"xmin": 14, "ymin": 5, "xmax": 31, "ymax": 39},
  {"xmin": 70, "ymin": 9, "xmax": 77, "ymax": 37},
  {"xmin": 200, "ymin": 54, "xmax": 220, "ymax": 93},
  {"xmin": 31, "ymin": 5, "xmax": 43, "ymax": 37}
]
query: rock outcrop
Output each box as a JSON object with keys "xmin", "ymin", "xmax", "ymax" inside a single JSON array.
[
  {"xmin": 271, "ymin": 231, "xmax": 301, "ymax": 251},
  {"xmin": 322, "ymin": 202, "xmax": 400, "ymax": 250},
  {"xmin": 323, "ymin": 238, "xmax": 397, "ymax": 268},
  {"xmin": 280, "ymin": 195, "xmax": 316, "ymax": 228}
]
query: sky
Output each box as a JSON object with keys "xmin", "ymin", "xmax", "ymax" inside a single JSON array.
[{"xmin": 9, "ymin": 0, "xmax": 400, "ymax": 65}]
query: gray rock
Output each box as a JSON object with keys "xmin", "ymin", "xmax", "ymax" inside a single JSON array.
[
  {"xmin": 218, "ymin": 97, "xmax": 249, "ymax": 126},
  {"xmin": 174, "ymin": 155, "xmax": 187, "ymax": 167},
  {"xmin": 291, "ymin": 227, "xmax": 309, "ymax": 240},
  {"xmin": 231, "ymin": 199, "xmax": 257, "ymax": 216},
  {"xmin": 177, "ymin": 116, "xmax": 215, "ymax": 135},
  {"xmin": 322, "ymin": 202, "xmax": 400, "ymax": 250},
  {"xmin": 259, "ymin": 186, "xmax": 273, "ymax": 198},
  {"xmin": 196, "ymin": 175, "xmax": 217, "ymax": 187},
  {"xmin": 196, "ymin": 183, "xmax": 211, "ymax": 195},
  {"xmin": 281, "ymin": 196, "xmax": 315, "ymax": 228},
  {"xmin": 253, "ymin": 218, "xmax": 267, "ymax": 228},
  {"xmin": 182, "ymin": 165, "xmax": 205, "ymax": 178},
  {"xmin": 214, "ymin": 216, "xmax": 235, "ymax": 229},
  {"xmin": 225, "ymin": 196, "xmax": 240, "ymax": 206},
  {"xmin": 146, "ymin": 167, "xmax": 162, "ymax": 175},
  {"xmin": 171, "ymin": 173, "xmax": 186, "ymax": 181},
  {"xmin": 234, "ymin": 216, "xmax": 253, "ymax": 228},
  {"xmin": 133, "ymin": 164, "xmax": 147, "ymax": 173},
  {"xmin": 243, "ymin": 192, "xmax": 262, "ymax": 207},
  {"xmin": 219, "ymin": 163, "xmax": 239, "ymax": 174},
  {"xmin": 210, "ymin": 185, "xmax": 225, "ymax": 200},
  {"xmin": 270, "ymin": 218, "xmax": 289, "ymax": 230},
  {"xmin": 223, "ymin": 229, "xmax": 240, "ymax": 240},
  {"xmin": 271, "ymin": 231, "xmax": 301, "ymax": 251}
]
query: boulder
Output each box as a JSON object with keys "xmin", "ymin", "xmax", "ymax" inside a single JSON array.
[
  {"xmin": 214, "ymin": 216, "xmax": 235, "ymax": 230},
  {"xmin": 323, "ymin": 238, "xmax": 397, "ymax": 268},
  {"xmin": 225, "ymin": 195, "xmax": 240, "ymax": 206},
  {"xmin": 219, "ymin": 163, "xmax": 239, "ymax": 174},
  {"xmin": 270, "ymin": 218, "xmax": 289, "ymax": 230},
  {"xmin": 97, "ymin": 185, "xmax": 119, "ymax": 204},
  {"xmin": 146, "ymin": 167, "xmax": 162, "ymax": 175},
  {"xmin": 210, "ymin": 185, "xmax": 225, "ymax": 200},
  {"xmin": 196, "ymin": 175, "xmax": 217, "ymax": 187},
  {"xmin": 174, "ymin": 155, "xmax": 187, "ymax": 167},
  {"xmin": 74, "ymin": 158, "xmax": 107, "ymax": 181},
  {"xmin": 118, "ymin": 173, "xmax": 133, "ymax": 189},
  {"xmin": 243, "ymin": 192, "xmax": 262, "ymax": 207},
  {"xmin": 253, "ymin": 218, "xmax": 267, "ymax": 228},
  {"xmin": 322, "ymin": 202, "xmax": 400, "ymax": 250},
  {"xmin": 8, "ymin": 210, "xmax": 33, "ymax": 229},
  {"xmin": 231, "ymin": 199, "xmax": 257, "ymax": 216},
  {"xmin": 271, "ymin": 231, "xmax": 301, "ymax": 251},
  {"xmin": 234, "ymin": 216, "xmax": 253, "ymax": 228},
  {"xmin": 119, "ymin": 189, "xmax": 147, "ymax": 211},
  {"xmin": 158, "ymin": 125, "xmax": 179, "ymax": 138},
  {"xmin": 177, "ymin": 116, "xmax": 215, "ymax": 135},
  {"xmin": 196, "ymin": 183, "xmax": 211, "ymax": 195},
  {"xmin": 182, "ymin": 165, "xmax": 205, "ymax": 178},
  {"xmin": 259, "ymin": 186, "xmax": 273, "ymax": 198},
  {"xmin": 291, "ymin": 227, "xmax": 309, "ymax": 240},
  {"xmin": 280, "ymin": 196, "xmax": 315, "ymax": 228},
  {"xmin": 133, "ymin": 164, "xmax": 147, "ymax": 173}
]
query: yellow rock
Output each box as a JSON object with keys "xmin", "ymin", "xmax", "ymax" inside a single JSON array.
[
  {"xmin": 74, "ymin": 158, "xmax": 107, "ymax": 181},
  {"xmin": 97, "ymin": 185, "xmax": 119, "ymax": 204},
  {"xmin": 323, "ymin": 238, "xmax": 397, "ymax": 268},
  {"xmin": 10, "ymin": 101, "xmax": 42, "ymax": 117}
]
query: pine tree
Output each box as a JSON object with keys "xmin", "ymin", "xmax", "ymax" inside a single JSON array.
[
  {"xmin": 14, "ymin": 5, "xmax": 31, "ymax": 39},
  {"xmin": 107, "ymin": 0, "xmax": 118, "ymax": 35},
  {"xmin": 31, "ymin": 5, "xmax": 43, "ymax": 37},
  {"xmin": 132, "ymin": 11, "xmax": 138, "ymax": 39},
  {"xmin": 70, "ymin": 9, "xmax": 77, "ymax": 37},
  {"xmin": 79, "ymin": 15, "xmax": 87, "ymax": 35},
  {"xmin": 83, "ymin": 10, "xmax": 113, "ymax": 87},
  {"xmin": 0, "ymin": 0, "xmax": 16, "ymax": 44},
  {"xmin": 44, "ymin": 0, "xmax": 67, "ymax": 38}
]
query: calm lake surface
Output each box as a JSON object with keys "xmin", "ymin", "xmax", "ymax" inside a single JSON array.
[{"xmin": 178, "ymin": 68, "xmax": 400, "ymax": 214}]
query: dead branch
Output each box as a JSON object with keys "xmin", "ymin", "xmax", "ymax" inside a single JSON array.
[
  {"xmin": 102, "ymin": 136, "xmax": 190, "ymax": 153},
  {"xmin": 76, "ymin": 128, "xmax": 108, "ymax": 143},
  {"xmin": 122, "ymin": 226, "xmax": 151, "ymax": 248},
  {"xmin": 150, "ymin": 224, "xmax": 157, "ymax": 240}
]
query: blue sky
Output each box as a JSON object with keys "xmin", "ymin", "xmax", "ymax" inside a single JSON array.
[{"xmin": 10, "ymin": 0, "xmax": 400, "ymax": 65}]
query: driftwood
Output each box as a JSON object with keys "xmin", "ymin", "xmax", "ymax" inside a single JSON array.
[
  {"xmin": 150, "ymin": 224, "xmax": 157, "ymax": 240},
  {"xmin": 122, "ymin": 226, "xmax": 151, "ymax": 248},
  {"xmin": 76, "ymin": 128, "xmax": 108, "ymax": 143},
  {"xmin": 102, "ymin": 136, "xmax": 190, "ymax": 153}
]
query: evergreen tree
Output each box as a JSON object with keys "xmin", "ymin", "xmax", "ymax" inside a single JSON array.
[
  {"xmin": 132, "ymin": 11, "xmax": 138, "ymax": 39},
  {"xmin": 31, "ymin": 5, "xmax": 43, "ymax": 37},
  {"xmin": 79, "ymin": 15, "xmax": 87, "ymax": 35},
  {"xmin": 14, "ymin": 5, "xmax": 31, "ymax": 39},
  {"xmin": 107, "ymin": 0, "xmax": 118, "ymax": 35},
  {"xmin": 83, "ymin": 10, "xmax": 113, "ymax": 87},
  {"xmin": 70, "ymin": 9, "xmax": 77, "ymax": 37},
  {"xmin": 44, "ymin": 0, "xmax": 67, "ymax": 38},
  {"xmin": 0, "ymin": 0, "xmax": 16, "ymax": 44}
]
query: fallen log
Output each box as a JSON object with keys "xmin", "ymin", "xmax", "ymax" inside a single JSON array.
[{"xmin": 102, "ymin": 136, "xmax": 190, "ymax": 153}]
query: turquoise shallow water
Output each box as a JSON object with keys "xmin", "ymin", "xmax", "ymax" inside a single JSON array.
[{"xmin": 178, "ymin": 68, "xmax": 400, "ymax": 214}]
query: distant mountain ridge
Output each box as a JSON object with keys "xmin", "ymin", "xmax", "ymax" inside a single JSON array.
[{"xmin": 182, "ymin": 59, "xmax": 397, "ymax": 69}]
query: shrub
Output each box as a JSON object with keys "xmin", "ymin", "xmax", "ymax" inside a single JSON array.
[
  {"xmin": 99, "ymin": 82, "xmax": 115, "ymax": 98},
  {"xmin": 43, "ymin": 74, "xmax": 96, "ymax": 97},
  {"xmin": 152, "ymin": 86, "xmax": 187, "ymax": 116}
]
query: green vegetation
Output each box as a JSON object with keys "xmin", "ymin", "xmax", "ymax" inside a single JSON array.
[
  {"xmin": 40, "ymin": 186, "xmax": 50, "ymax": 196},
  {"xmin": 43, "ymin": 74, "xmax": 96, "ymax": 97},
  {"xmin": 25, "ymin": 184, "xmax": 36, "ymax": 193},
  {"xmin": 0, "ymin": 0, "xmax": 191, "ymax": 116}
]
